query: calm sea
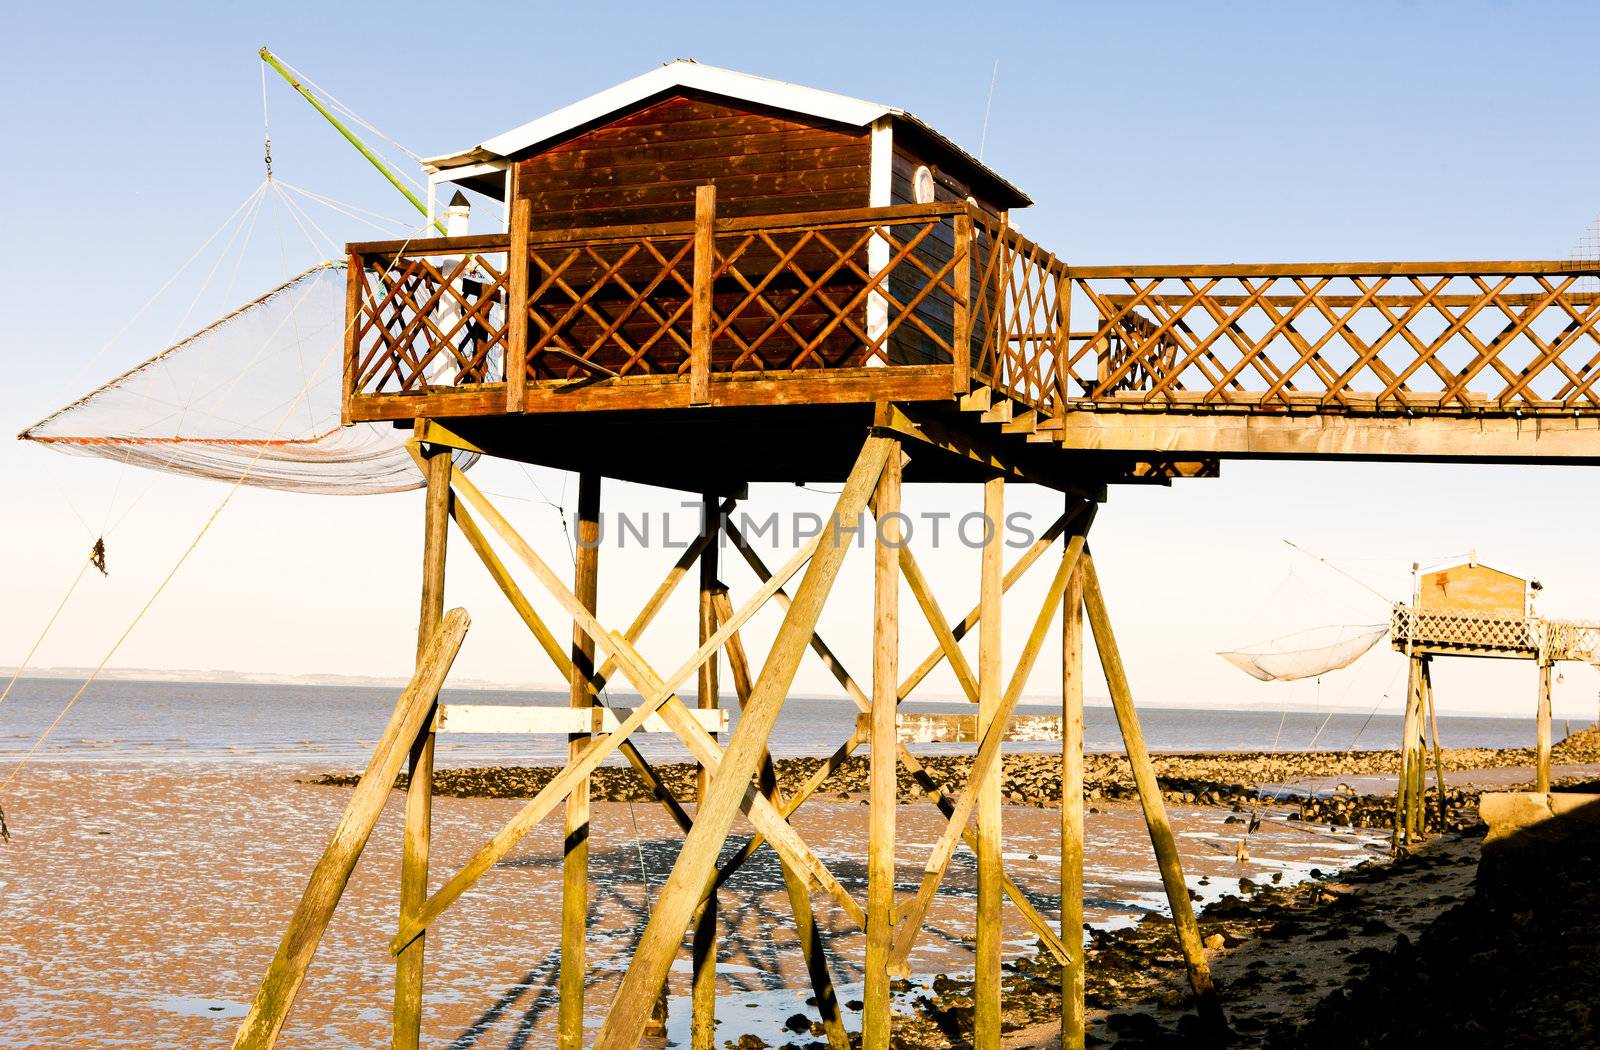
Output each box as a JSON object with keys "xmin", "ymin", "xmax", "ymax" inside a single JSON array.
[{"xmin": 0, "ymin": 677, "xmax": 1546, "ymax": 768}]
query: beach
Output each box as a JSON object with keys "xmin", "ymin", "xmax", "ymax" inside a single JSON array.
[{"xmin": 2, "ymin": 729, "xmax": 1597, "ymax": 1048}]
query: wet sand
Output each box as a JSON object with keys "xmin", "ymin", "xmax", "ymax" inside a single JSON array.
[{"xmin": 0, "ymin": 764, "xmax": 1385, "ymax": 1048}]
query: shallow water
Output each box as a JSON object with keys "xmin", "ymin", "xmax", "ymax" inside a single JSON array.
[{"xmin": 0, "ymin": 676, "xmax": 1544, "ymax": 767}]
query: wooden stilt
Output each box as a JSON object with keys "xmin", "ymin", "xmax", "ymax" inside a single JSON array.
[
  {"xmin": 593, "ymin": 434, "xmax": 892, "ymax": 1050},
  {"xmin": 974, "ymin": 476, "xmax": 1004, "ymax": 1050},
  {"xmin": 886, "ymin": 511, "xmax": 1094, "ymax": 974},
  {"xmin": 713, "ymin": 591, "xmax": 852, "ymax": 1050},
  {"xmin": 1394, "ymin": 655, "xmax": 1423, "ymax": 849},
  {"xmin": 1080, "ymin": 555, "xmax": 1222, "ymax": 1029},
  {"xmin": 392, "ymin": 470, "xmax": 826, "ymax": 953},
  {"xmin": 393, "ymin": 443, "xmax": 450, "ymax": 1050},
  {"xmin": 234, "ymin": 611, "xmax": 470, "ymax": 1050},
  {"xmin": 1421, "ymin": 657, "xmax": 1447, "ymax": 832},
  {"xmin": 709, "ymin": 526, "xmax": 1076, "ymax": 967},
  {"xmin": 690, "ymin": 494, "xmax": 720, "ymax": 1050},
  {"xmin": 864, "ymin": 444, "xmax": 903, "ymax": 1050},
  {"xmin": 447, "ymin": 496, "xmax": 695, "ymax": 834},
  {"xmin": 1060, "ymin": 544, "xmax": 1086, "ymax": 1050},
  {"xmin": 558, "ymin": 473, "xmax": 601, "ymax": 1050},
  {"xmin": 1537, "ymin": 658, "xmax": 1553, "ymax": 794},
  {"xmin": 1409, "ymin": 674, "xmax": 1427, "ymax": 839}
]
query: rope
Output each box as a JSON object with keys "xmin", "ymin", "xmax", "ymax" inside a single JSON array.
[
  {"xmin": 1, "ymin": 218, "xmax": 435, "ymax": 810},
  {"xmin": 265, "ymin": 53, "xmax": 426, "ymax": 177},
  {"xmin": 0, "ymin": 554, "xmax": 94, "ymax": 713}
]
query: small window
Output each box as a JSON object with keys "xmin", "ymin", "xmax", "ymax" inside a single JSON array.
[{"xmin": 912, "ymin": 165, "xmax": 936, "ymax": 204}]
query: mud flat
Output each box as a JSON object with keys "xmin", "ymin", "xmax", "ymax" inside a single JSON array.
[{"xmin": 0, "ymin": 762, "xmax": 1389, "ymax": 1049}]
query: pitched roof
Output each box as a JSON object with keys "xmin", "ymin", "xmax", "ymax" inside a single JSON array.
[{"xmin": 425, "ymin": 59, "xmax": 1030, "ymax": 208}]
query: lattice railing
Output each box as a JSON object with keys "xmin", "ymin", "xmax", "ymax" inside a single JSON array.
[
  {"xmin": 519, "ymin": 205, "xmax": 967, "ymax": 382},
  {"xmin": 348, "ymin": 238, "xmax": 510, "ymax": 395},
  {"xmin": 1065, "ymin": 264, "xmax": 1600, "ymax": 415},
  {"xmin": 970, "ymin": 214, "xmax": 1069, "ymax": 411},
  {"xmin": 1539, "ymin": 619, "xmax": 1600, "ymax": 663},
  {"xmin": 1391, "ymin": 604, "xmax": 1537, "ymax": 653},
  {"xmin": 523, "ymin": 228, "xmax": 697, "ymax": 381}
]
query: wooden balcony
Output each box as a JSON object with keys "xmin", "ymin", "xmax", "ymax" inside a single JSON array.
[
  {"xmin": 344, "ymin": 201, "xmax": 1008, "ymax": 423},
  {"xmin": 344, "ymin": 205, "xmax": 1600, "ymax": 468}
]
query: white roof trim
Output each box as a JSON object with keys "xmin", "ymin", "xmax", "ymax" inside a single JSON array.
[
  {"xmin": 425, "ymin": 61, "xmax": 898, "ymax": 170},
  {"xmin": 421, "ymin": 60, "xmax": 1030, "ymax": 206}
]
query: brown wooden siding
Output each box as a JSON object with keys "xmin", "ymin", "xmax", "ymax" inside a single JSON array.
[
  {"xmin": 885, "ymin": 146, "xmax": 993, "ymax": 368},
  {"xmin": 515, "ymin": 94, "xmax": 871, "ymax": 230},
  {"xmin": 514, "ymin": 94, "xmax": 876, "ymax": 376}
]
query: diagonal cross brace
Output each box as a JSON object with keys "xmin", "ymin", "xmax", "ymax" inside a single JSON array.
[
  {"xmin": 886, "ymin": 508, "xmax": 1095, "ymax": 973},
  {"xmin": 714, "ymin": 516, "xmax": 1078, "ymax": 967},
  {"xmin": 388, "ymin": 466, "xmax": 826, "ymax": 955},
  {"xmin": 592, "ymin": 434, "xmax": 894, "ymax": 1050}
]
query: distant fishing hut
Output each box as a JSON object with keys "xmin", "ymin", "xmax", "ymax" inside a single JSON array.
[
  {"xmin": 1390, "ymin": 557, "xmax": 1600, "ymax": 845},
  {"xmin": 210, "ymin": 58, "xmax": 1600, "ymax": 1050}
]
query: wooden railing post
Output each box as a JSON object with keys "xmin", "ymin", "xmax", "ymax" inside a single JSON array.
[
  {"xmin": 952, "ymin": 209, "xmax": 972, "ymax": 395},
  {"xmin": 342, "ymin": 251, "xmax": 362, "ymax": 425},
  {"xmin": 1054, "ymin": 273, "xmax": 1072, "ymax": 411},
  {"xmin": 506, "ymin": 195, "xmax": 531, "ymax": 413},
  {"xmin": 690, "ymin": 184, "xmax": 717, "ymax": 407}
]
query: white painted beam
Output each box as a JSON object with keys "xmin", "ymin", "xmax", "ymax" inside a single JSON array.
[{"xmin": 439, "ymin": 704, "xmax": 727, "ymax": 736}]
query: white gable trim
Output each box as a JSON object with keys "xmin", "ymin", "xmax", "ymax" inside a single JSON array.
[{"xmin": 425, "ymin": 61, "xmax": 897, "ymax": 170}]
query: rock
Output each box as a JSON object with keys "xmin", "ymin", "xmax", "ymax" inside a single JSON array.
[
  {"xmin": 783, "ymin": 1013, "xmax": 810, "ymax": 1033},
  {"xmin": 1204, "ymin": 933, "xmax": 1226, "ymax": 950}
]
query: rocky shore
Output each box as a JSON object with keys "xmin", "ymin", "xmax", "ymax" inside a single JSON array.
[{"xmin": 309, "ymin": 729, "xmax": 1600, "ymax": 837}]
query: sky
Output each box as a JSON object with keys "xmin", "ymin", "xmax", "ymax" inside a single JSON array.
[{"xmin": 5, "ymin": 0, "xmax": 1600, "ymax": 724}]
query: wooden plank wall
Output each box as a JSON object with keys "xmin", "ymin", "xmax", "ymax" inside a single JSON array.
[
  {"xmin": 515, "ymin": 93, "xmax": 871, "ymax": 228},
  {"xmin": 513, "ymin": 93, "xmax": 877, "ymax": 380},
  {"xmin": 887, "ymin": 137, "xmax": 1003, "ymax": 373}
]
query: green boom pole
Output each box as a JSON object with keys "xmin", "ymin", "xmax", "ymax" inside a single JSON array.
[{"xmin": 258, "ymin": 47, "xmax": 445, "ymax": 235}]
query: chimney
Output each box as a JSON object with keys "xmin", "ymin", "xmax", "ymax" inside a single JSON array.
[{"xmin": 445, "ymin": 191, "xmax": 471, "ymax": 237}]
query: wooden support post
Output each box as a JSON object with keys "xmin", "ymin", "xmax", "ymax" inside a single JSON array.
[
  {"xmin": 1537, "ymin": 658, "xmax": 1553, "ymax": 794},
  {"xmin": 713, "ymin": 592, "xmax": 851, "ymax": 1050},
  {"xmin": 1060, "ymin": 544, "xmax": 1086, "ymax": 1050},
  {"xmin": 594, "ymin": 436, "xmax": 892, "ymax": 1050},
  {"xmin": 559, "ymin": 473, "xmax": 601, "ymax": 1050},
  {"xmin": 446, "ymin": 494, "xmax": 695, "ymax": 833},
  {"xmin": 690, "ymin": 184, "xmax": 716, "ymax": 407},
  {"xmin": 1394, "ymin": 655, "xmax": 1423, "ymax": 849},
  {"xmin": 392, "ymin": 471, "xmax": 825, "ymax": 954},
  {"xmin": 716, "ymin": 518, "xmax": 1077, "ymax": 970},
  {"xmin": 1422, "ymin": 656, "xmax": 1447, "ymax": 832},
  {"xmin": 864, "ymin": 444, "xmax": 903, "ymax": 1050},
  {"xmin": 1080, "ymin": 555, "xmax": 1222, "ymax": 1029},
  {"xmin": 235, "ymin": 611, "xmax": 469, "ymax": 1050},
  {"xmin": 886, "ymin": 509, "xmax": 1094, "ymax": 976},
  {"xmin": 1414, "ymin": 675, "xmax": 1427, "ymax": 838},
  {"xmin": 974, "ymin": 477, "xmax": 1004, "ymax": 1050},
  {"xmin": 690, "ymin": 494, "xmax": 720, "ymax": 1050},
  {"xmin": 393, "ymin": 442, "xmax": 450, "ymax": 1050}
]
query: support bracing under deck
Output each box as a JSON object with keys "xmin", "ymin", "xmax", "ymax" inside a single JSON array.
[
  {"xmin": 236, "ymin": 424, "xmax": 1228, "ymax": 1049},
  {"xmin": 691, "ymin": 493, "xmax": 720, "ymax": 1050},
  {"xmin": 395, "ymin": 444, "xmax": 450, "ymax": 1050},
  {"xmin": 1060, "ymin": 540, "xmax": 1086, "ymax": 1050},
  {"xmin": 1082, "ymin": 555, "xmax": 1223, "ymax": 1029},
  {"xmin": 863, "ymin": 441, "xmax": 903, "ymax": 1050},
  {"xmin": 560, "ymin": 473, "xmax": 601, "ymax": 1050}
]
